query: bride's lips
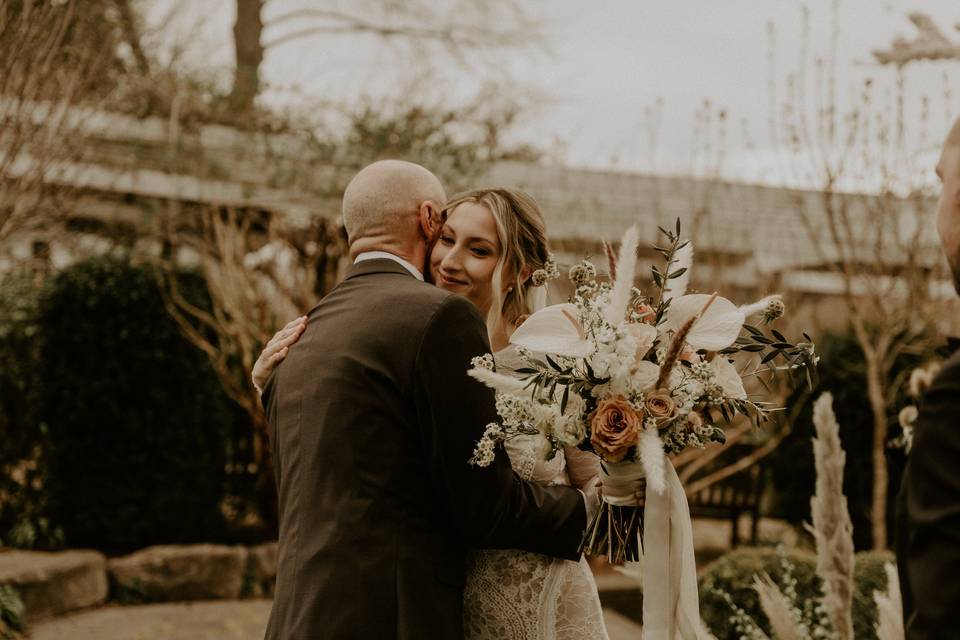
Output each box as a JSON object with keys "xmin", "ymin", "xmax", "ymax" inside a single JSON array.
[{"xmin": 438, "ymin": 273, "xmax": 468, "ymax": 287}]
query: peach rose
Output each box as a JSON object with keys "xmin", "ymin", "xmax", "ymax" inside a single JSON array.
[
  {"xmin": 644, "ymin": 389, "xmax": 676, "ymax": 422},
  {"xmin": 589, "ymin": 396, "xmax": 642, "ymax": 462}
]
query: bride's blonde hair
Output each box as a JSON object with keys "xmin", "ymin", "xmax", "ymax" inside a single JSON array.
[{"xmin": 441, "ymin": 187, "xmax": 551, "ymax": 336}]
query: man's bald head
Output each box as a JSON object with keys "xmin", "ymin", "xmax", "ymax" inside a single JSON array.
[
  {"xmin": 936, "ymin": 116, "xmax": 960, "ymax": 295},
  {"xmin": 341, "ymin": 160, "xmax": 446, "ymax": 247},
  {"xmin": 946, "ymin": 117, "xmax": 960, "ymax": 150}
]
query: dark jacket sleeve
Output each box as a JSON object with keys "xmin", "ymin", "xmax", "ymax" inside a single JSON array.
[
  {"xmin": 413, "ymin": 294, "xmax": 586, "ymax": 561},
  {"xmin": 897, "ymin": 353, "xmax": 960, "ymax": 638}
]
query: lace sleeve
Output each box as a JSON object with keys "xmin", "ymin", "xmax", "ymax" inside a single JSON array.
[{"xmin": 504, "ymin": 436, "xmax": 538, "ymax": 481}]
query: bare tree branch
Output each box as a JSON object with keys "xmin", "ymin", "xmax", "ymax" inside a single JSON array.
[{"xmin": 874, "ymin": 13, "xmax": 960, "ymax": 67}]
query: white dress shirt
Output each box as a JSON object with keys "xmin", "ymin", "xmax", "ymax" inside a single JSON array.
[{"xmin": 353, "ymin": 251, "xmax": 424, "ymax": 281}]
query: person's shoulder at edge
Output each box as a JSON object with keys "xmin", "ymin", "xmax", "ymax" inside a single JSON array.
[{"xmin": 927, "ymin": 349, "xmax": 960, "ymax": 393}]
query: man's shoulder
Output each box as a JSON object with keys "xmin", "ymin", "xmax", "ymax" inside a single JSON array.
[
  {"xmin": 333, "ymin": 274, "xmax": 476, "ymax": 335},
  {"xmin": 931, "ymin": 350, "xmax": 960, "ymax": 391}
]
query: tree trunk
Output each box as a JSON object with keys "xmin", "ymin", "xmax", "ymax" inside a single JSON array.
[
  {"xmin": 864, "ymin": 348, "xmax": 889, "ymax": 550},
  {"xmin": 113, "ymin": 0, "xmax": 150, "ymax": 75},
  {"xmin": 228, "ymin": 0, "xmax": 264, "ymax": 115}
]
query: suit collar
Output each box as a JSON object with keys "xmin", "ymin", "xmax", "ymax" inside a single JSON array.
[
  {"xmin": 354, "ymin": 251, "xmax": 424, "ymax": 280},
  {"xmin": 345, "ymin": 258, "xmax": 421, "ymax": 281}
]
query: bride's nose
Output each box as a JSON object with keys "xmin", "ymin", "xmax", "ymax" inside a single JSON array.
[{"xmin": 441, "ymin": 247, "xmax": 463, "ymax": 273}]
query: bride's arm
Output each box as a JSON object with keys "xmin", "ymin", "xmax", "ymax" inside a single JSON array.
[{"xmin": 251, "ymin": 316, "xmax": 307, "ymax": 395}]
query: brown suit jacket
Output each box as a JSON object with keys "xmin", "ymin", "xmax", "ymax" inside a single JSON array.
[
  {"xmin": 262, "ymin": 259, "xmax": 586, "ymax": 640},
  {"xmin": 896, "ymin": 348, "xmax": 960, "ymax": 639}
]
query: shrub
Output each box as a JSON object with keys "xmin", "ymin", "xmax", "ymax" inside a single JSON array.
[
  {"xmin": 36, "ymin": 257, "xmax": 232, "ymax": 553},
  {"xmin": 0, "ymin": 584, "xmax": 24, "ymax": 639},
  {"xmin": 699, "ymin": 546, "xmax": 897, "ymax": 639},
  {"xmin": 0, "ymin": 271, "xmax": 61, "ymax": 549},
  {"xmin": 699, "ymin": 546, "xmax": 820, "ymax": 639}
]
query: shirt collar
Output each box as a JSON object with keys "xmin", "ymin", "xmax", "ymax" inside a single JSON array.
[{"xmin": 354, "ymin": 251, "xmax": 424, "ymax": 281}]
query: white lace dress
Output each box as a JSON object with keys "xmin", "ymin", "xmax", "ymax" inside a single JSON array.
[{"xmin": 462, "ymin": 430, "xmax": 610, "ymax": 640}]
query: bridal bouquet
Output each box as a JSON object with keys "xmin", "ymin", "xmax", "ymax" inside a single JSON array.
[{"xmin": 468, "ymin": 221, "xmax": 817, "ymax": 564}]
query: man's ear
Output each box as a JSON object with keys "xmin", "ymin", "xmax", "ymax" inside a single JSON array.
[{"xmin": 419, "ymin": 201, "xmax": 444, "ymax": 238}]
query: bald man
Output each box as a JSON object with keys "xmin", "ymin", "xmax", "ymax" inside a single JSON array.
[
  {"xmin": 896, "ymin": 119, "xmax": 960, "ymax": 638},
  {"xmin": 262, "ymin": 161, "xmax": 589, "ymax": 640}
]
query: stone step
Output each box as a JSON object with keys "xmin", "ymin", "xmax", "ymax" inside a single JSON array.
[
  {"xmin": 0, "ymin": 549, "xmax": 107, "ymax": 623},
  {"xmin": 29, "ymin": 599, "xmax": 643, "ymax": 640},
  {"xmin": 108, "ymin": 544, "xmax": 251, "ymax": 603}
]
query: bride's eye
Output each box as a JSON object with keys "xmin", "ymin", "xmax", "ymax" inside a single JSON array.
[
  {"xmin": 471, "ymin": 247, "xmax": 491, "ymax": 257},
  {"xmin": 439, "ymin": 234, "xmax": 454, "ymax": 245}
]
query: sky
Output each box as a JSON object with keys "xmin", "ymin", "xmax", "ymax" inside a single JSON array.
[{"xmin": 148, "ymin": 0, "xmax": 960, "ymax": 190}]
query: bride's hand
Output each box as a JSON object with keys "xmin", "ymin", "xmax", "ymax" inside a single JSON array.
[
  {"xmin": 564, "ymin": 446, "xmax": 602, "ymax": 490},
  {"xmin": 252, "ymin": 316, "xmax": 307, "ymax": 394}
]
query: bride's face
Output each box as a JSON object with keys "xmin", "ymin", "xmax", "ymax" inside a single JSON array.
[{"xmin": 429, "ymin": 202, "xmax": 503, "ymax": 317}]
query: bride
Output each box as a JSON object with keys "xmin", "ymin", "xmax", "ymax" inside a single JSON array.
[{"xmin": 254, "ymin": 187, "xmax": 611, "ymax": 640}]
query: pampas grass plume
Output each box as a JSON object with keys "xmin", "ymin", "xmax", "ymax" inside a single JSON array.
[
  {"xmin": 468, "ymin": 367, "xmax": 531, "ymax": 397},
  {"xmin": 807, "ymin": 392, "xmax": 855, "ymax": 640},
  {"xmin": 603, "ymin": 226, "xmax": 639, "ymax": 325},
  {"xmin": 753, "ymin": 573, "xmax": 803, "ymax": 640},
  {"xmin": 873, "ymin": 562, "xmax": 904, "ymax": 640}
]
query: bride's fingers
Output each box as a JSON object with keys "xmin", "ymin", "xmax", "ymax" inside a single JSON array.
[
  {"xmin": 280, "ymin": 316, "xmax": 307, "ymax": 332},
  {"xmin": 267, "ymin": 323, "xmax": 304, "ymax": 350},
  {"xmin": 270, "ymin": 347, "xmax": 289, "ymax": 363}
]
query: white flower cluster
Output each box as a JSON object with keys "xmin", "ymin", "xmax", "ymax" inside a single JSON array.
[
  {"xmin": 468, "ymin": 423, "xmax": 504, "ymax": 467},
  {"xmin": 689, "ymin": 361, "xmax": 714, "ymax": 381},
  {"xmin": 568, "ymin": 260, "xmax": 597, "ymax": 286},
  {"xmin": 495, "ymin": 393, "xmax": 538, "ymax": 430},
  {"xmin": 531, "ymin": 254, "xmax": 561, "ymax": 287},
  {"xmin": 762, "ymin": 295, "xmax": 786, "ymax": 324},
  {"xmin": 470, "ymin": 353, "xmax": 495, "ymax": 371}
]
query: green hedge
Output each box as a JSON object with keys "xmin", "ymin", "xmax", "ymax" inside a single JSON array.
[
  {"xmin": 36, "ymin": 257, "xmax": 232, "ymax": 553},
  {"xmin": 699, "ymin": 546, "xmax": 896, "ymax": 639},
  {"xmin": 699, "ymin": 547, "xmax": 821, "ymax": 639},
  {"xmin": 0, "ymin": 272, "xmax": 59, "ymax": 549}
]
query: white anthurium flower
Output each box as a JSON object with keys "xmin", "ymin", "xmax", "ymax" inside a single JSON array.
[
  {"xmin": 510, "ymin": 303, "xmax": 593, "ymax": 358},
  {"xmin": 711, "ymin": 357, "xmax": 747, "ymax": 400},
  {"xmin": 624, "ymin": 323, "xmax": 658, "ymax": 361},
  {"xmin": 663, "ymin": 293, "xmax": 745, "ymax": 351},
  {"xmin": 631, "ymin": 360, "xmax": 660, "ymax": 392}
]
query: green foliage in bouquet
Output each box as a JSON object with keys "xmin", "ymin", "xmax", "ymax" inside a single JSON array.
[{"xmin": 36, "ymin": 257, "xmax": 232, "ymax": 553}]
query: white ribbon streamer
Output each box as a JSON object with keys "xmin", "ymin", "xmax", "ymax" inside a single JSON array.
[
  {"xmin": 600, "ymin": 460, "xmax": 648, "ymax": 507},
  {"xmin": 615, "ymin": 461, "xmax": 708, "ymax": 639}
]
